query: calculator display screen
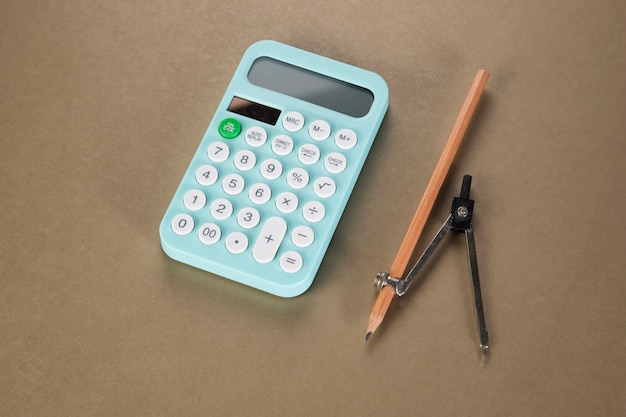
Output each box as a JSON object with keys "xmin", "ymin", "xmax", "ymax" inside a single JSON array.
[
  {"xmin": 227, "ymin": 96, "xmax": 282, "ymax": 125},
  {"xmin": 247, "ymin": 57, "xmax": 374, "ymax": 118}
]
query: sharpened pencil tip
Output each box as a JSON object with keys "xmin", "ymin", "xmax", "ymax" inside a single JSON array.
[{"xmin": 365, "ymin": 332, "xmax": 373, "ymax": 341}]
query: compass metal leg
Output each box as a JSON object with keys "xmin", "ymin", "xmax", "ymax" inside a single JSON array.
[{"xmin": 465, "ymin": 226, "xmax": 489, "ymax": 364}]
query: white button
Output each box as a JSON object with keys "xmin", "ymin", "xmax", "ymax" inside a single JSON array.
[
  {"xmin": 297, "ymin": 144, "xmax": 320, "ymax": 165},
  {"xmin": 291, "ymin": 225, "xmax": 314, "ymax": 248},
  {"xmin": 303, "ymin": 201, "xmax": 325, "ymax": 223},
  {"xmin": 324, "ymin": 152, "xmax": 347, "ymax": 174},
  {"xmin": 234, "ymin": 150, "xmax": 256, "ymax": 171},
  {"xmin": 308, "ymin": 120, "xmax": 331, "ymax": 141},
  {"xmin": 237, "ymin": 207, "xmax": 261, "ymax": 229},
  {"xmin": 253, "ymin": 217, "xmax": 287, "ymax": 264},
  {"xmin": 222, "ymin": 173, "xmax": 245, "ymax": 195},
  {"xmin": 210, "ymin": 198, "xmax": 233, "ymax": 220},
  {"xmin": 282, "ymin": 111, "xmax": 304, "ymax": 132},
  {"xmin": 276, "ymin": 191, "xmax": 298, "ymax": 214},
  {"xmin": 198, "ymin": 223, "xmax": 221, "ymax": 245},
  {"xmin": 287, "ymin": 168, "xmax": 309, "ymax": 189},
  {"xmin": 334, "ymin": 128, "xmax": 357, "ymax": 150},
  {"xmin": 183, "ymin": 189, "xmax": 207, "ymax": 210},
  {"xmin": 171, "ymin": 214, "xmax": 194, "ymax": 235},
  {"xmin": 195, "ymin": 165, "xmax": 218, "ymax": 186},
  {"xmin": 207, "ymin": 141, "xmax": 230, "ymax": 162},
  {"xmin": 244, "ymin": 126, "xmax": 267, "ymax": 147},
  {"xmin": 225, "ymin": 232, "xmax": 248, "ymax": 254},
  {"xmin": 313, "ymin": 177, "xmax": 336, "ymax": 198},
  {"xmin": 280, "ymin": 251, "xmax": 303, "ymax": 273},
  {"xmin": 260, "ymin": 158, "xmax": 282, "ymax": 180},
  {"xmin": 248, "ymin": 183, "xmax": 271, "ymax": 204},
  {"xmin": 271, "ymin": 135, "xmax": 294, "ymax": 156}
]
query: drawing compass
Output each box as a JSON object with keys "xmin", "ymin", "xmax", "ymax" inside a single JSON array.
[
  {"xmin": 373, "ymin": 175, "xmax": 489, "ymax": 364},
  {"xmin": 364, "ymin": 69, "xmax": 490, "ymax": 365}
]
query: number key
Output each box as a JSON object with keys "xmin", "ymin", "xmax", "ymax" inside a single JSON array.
[
  {"xmin": 195, "ymin": 165, "xmax": 218, "ymax": 186},
  {"xmin": 234, "ymin": 150, "xmax": 256, "ymax": 171},
  {"xmin": 248, "ymin": 183, "xmax": 271, "ymax": 204},
  {"xmin": 208, "ymin": 141, "xmax": 230, "ymax": 162},
  {"xmin": 222, "ymin": 173, "xmax": 245, "ymax": 195},
  {"xmin": 260, "ymin": 158, "xmax": 282, "ymax": 180},
  {"xmin": 210, "ymin": 198, "xmax": 233, "ymax": 220},
  {"xmin": 183, "ymin": 189, "xmax": 206, "ymax": 210},
  {"xmin": 237, "ymin": 207, "xmax": 261, "ymax": 229},
  {"xmin": 171, "ymin": 213, "xmax": 194, "ymax": 235},
  {"xmin": 198, "ymin": 223, "xmax": 221, "ymax": 245}
]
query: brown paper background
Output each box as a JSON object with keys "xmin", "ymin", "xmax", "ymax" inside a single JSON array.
[{"xmin": 1, "ymin": 1, "xmax": 624, "ymax": 416}]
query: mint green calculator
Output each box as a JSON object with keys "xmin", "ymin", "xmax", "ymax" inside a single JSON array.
[{"xmin": 159, "ymin": 40, "xmax": 388, "ymax": 297}]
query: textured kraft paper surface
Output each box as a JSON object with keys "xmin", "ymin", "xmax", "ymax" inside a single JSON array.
[{"xmin": 1, "ymin": 1, "xmax": 624, "ymax": 416}]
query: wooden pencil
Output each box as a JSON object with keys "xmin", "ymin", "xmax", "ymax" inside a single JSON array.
[{"xmin": 366, "ymin": 69, "xmax": 490, "ymax": 341}]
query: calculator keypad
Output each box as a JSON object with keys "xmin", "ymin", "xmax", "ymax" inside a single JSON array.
[
  {"xmin": 168, "ymin": 111, "xmax": 356, "ymax": 276},
  {"xmin": 161, "ymin": 89, "xmax": 383, "ymax": 303}
]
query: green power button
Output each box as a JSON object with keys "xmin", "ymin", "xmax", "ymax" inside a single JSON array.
[{"xmin": 218, "ymin": 118, "xmax": 241, "ymax": 139}]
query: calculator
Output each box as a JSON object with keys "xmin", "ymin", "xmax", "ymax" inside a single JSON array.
[{"xmin": 159, "ymin": 40, "xmax": 388, "ymax": 297}]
